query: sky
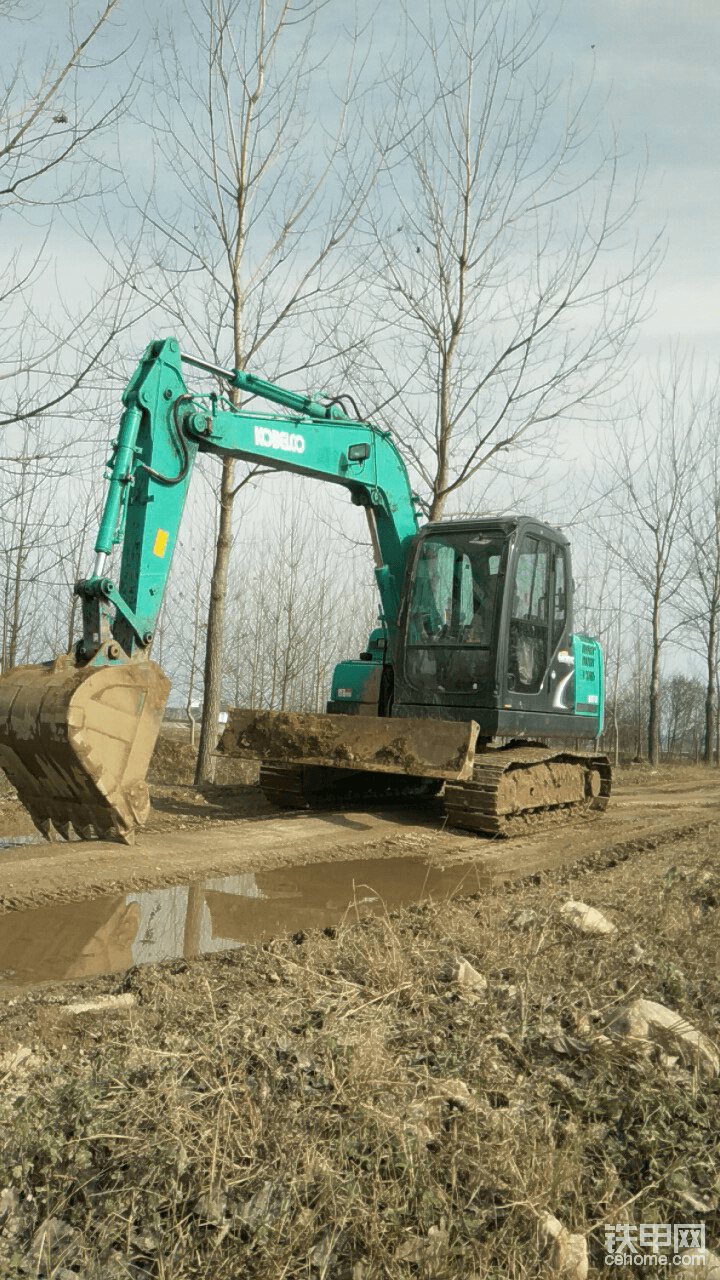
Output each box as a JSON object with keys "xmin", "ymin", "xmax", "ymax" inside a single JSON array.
[
  {"xmin": 555, "ymin": 0, "xmax": 720, "ymax": 359},
  {"xmin": 9, "ymin": 0, "xmax": 712, "ymax": 366},
  {"xmin": 4, "ymin": 0, "xmax": 720, "ymax": 688},
  {"xmin": 7, "ymin": 0, "xmax": 718, "ymax": 377}
]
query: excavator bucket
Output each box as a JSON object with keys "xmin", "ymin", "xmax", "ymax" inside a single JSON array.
[
  {"xmin": 219, "ymin": 709, "xmax": 478, "ymax": 780},
  {"xmin": 0, "ymin": 655, "xmax": 170, "ymax": 843}
]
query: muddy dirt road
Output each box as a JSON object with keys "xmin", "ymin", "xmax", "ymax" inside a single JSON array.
[
  {"xmin": 0, "ymin": 752, "xmax": 718, "ymax": 1276},
  {"xmin": 0, "ymin": 764, "xmax": 717, "ymax": 916}
]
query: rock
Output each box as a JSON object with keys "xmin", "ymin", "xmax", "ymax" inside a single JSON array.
[
  {"xmin": 629, "ymin": 942, "xmax": 646, "ymax": 962},
  {"xmin": 509, "ymin": 908, "xmax": 538, "ymax": 930},
  {"xmin": 30, "ymin": 1216, "xmax": 81, "ymax": 1268},
  {"xmin": 437, "ymin": 956, "xmax": 487, "ymax": 992},
  {"xmin": 560, "ymin": 900, "xmax": 616, "ymax": 935},
  {"xmin": 0, "ymin": 1045, "xmax": 33, "ymax": 1074},
  {"xmin": 539, "ymin": 1211, "xmax": 588, "ymax": 1279},
  {"xmin": 63, "ymin": 993, "xmax": 137, "ymax": 1014},
  {"xmin": 396, "ymin": 1225, "xmax": 448, "ymax": 1265},
  {"xmin": 0, "ymin": 1185, "xmax": 27, "ymax": 1244},
  {"xmin": 240, "ymin": 1181, "xmax": 294, "ymax": 1231},
  {"xmin": 194, "ymin": 1184, "xmax": 227, "ymax": 1224},
  {"xmin": 604, "ymin": 998, "xmax": 719, "ymax": 1076}
]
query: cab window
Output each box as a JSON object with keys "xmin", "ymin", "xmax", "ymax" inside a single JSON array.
[{"xmin": 508, "ymin": 535, "xmax": 549, "ymax": 692}]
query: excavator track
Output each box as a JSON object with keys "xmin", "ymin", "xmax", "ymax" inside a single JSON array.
[
  {"xmin": 443, "ymin": 746, "xmax": 611, "ymax": 836},
  {"xmin": 258, "ymin": 763, "xmax": 445, "ymax": 810},
  {"xmin": 260, "ymin": 746, "xmax": 611, "ymax": 836},
  {"xmin": 259, "ymin": 764, "xmax": 310, "ymax": 810}
]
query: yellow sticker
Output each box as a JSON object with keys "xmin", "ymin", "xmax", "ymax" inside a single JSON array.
[{"xmin": 153, "ymin": 529, "xmax": 169, "ymax": 558}]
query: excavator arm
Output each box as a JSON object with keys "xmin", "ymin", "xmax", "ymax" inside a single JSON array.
[
  {"xmin": 0, "ymin": 338, "xmax": 422, "ymax": 843},
  {"xmin": 79, "ymin": 338, "xmax": 419, "ymax": 665}
]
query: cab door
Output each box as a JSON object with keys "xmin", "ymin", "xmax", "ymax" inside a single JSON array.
[
  {"xmin": 506, "ymin": 533, "xmax": 551, "ymax": 695},
  {"xmin": 505, "ymin": 534, "xmax": 570, "ymax": 707}
]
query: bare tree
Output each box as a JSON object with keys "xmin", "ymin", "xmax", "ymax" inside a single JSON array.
[
  {"xmin": 0, "ymin": 2, "xmax": 145, "ymax": 675},
  {"xmin": 136, "ymin": 0, "xmax": 380, "ymax": 782},
  {"xmin": 661, "ymin": 674, "xmax": 704, "ymax": 761},
  {"xmin": 0, "ymin": 430, "xmax": 53, "ymax": 668},
  {"xmin": 614, "ymin": 627, "xmax": 653, "ymax": 761},
  {"xmin": 597, "ymin": 366, "xmax": 697, "ymax": 765},
  {"xmin": 0, "ymin": 0, "xmax": 135, "ymax": 431},
  {"xmin": 341, "ymin": 0, "xmax": 659, "ymax": 518},
  {"xmin": 681, "ymin": 400, "xmax": 720, "ymax": 763},
  {"xmin": 223, "ymin": 483, "xmax": 375, "ymax": 714}
]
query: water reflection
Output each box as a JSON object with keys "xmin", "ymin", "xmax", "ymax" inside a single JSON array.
[{"xmin": 0, "ymin": 857, "xmax": 489, "ymax": 989}]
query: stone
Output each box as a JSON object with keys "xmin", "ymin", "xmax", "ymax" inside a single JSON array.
[
  {"xmin": 0, "ymin": 1045, "xmax": 32, "ymax": 1074},
  {"xmin": 509, "ymin": 908, "xmax": 538, "ymax": 930},
  {"xmin": 560, "ymin": 900, "xmax": 616, "ymax": 935},
  {"xmin": 539, "ymin": 1211, "xmax": 588, "ymax": 1279},
  {"xmin": 194, "ymin": 1185, "xmax": 227, "ymax": 1224},
  {"xmin": 30, "ymin": 1216, "xmax": 81, "ymax": 1267},
  {"xmin": 604, "ymin": 998, "xmax": 719, "ymax": 1076},
  {"xmin": 396, "ymin": 1225, "xmax": 448, "ymax": 1265},
  {"xmin": 438, "ymin": 956, "xmax": 488, "ymax": 992},
  {"xmin": 63, "ymin": 993, "xmax": 137, "ymax": 1014}
]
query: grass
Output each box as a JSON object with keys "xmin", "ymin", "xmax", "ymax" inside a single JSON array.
[{"xmin": 0, "ymin": 822, "xmax": 719, "ymax": 1277}]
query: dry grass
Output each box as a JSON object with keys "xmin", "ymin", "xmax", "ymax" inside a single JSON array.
[{"xmin": 1, "ymin": 825, "xmax": 719, "ymax": 1277}]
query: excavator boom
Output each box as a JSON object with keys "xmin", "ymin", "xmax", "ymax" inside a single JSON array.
[{"xmin": 0, "ymin": 339, "xmax": 473, "ymax": 841}]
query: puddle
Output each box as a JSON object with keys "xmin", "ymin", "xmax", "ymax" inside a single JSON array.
[{"xmin": 0, "ymin": 856, "xmax": 490, "ymax": 989}]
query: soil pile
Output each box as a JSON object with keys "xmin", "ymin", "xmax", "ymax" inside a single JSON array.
[{"xmin": 148, "ymin": 726, "xmax": 259, "ymax": 787}]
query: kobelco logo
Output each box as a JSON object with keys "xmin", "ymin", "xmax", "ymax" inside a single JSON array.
[{"xmin": 254, "ymin": 425, "xmax": 305, "ymax": 454}]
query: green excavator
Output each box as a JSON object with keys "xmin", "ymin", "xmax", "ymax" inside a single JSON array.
[{"xmin": 0, "ymin": 339, "xmax": 610, "ymax": 843}]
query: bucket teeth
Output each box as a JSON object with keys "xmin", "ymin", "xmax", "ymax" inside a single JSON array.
[{"xmin": 56, "ymin": 821, "xmax": 80, "ymax": 842}]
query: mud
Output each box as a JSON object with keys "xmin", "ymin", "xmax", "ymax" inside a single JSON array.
[
  {"xmin": 0, "ymin": 755, "xmax": 718, "ymax": 923},
  {"xmin": 220, "ymin": 708, "xmax": 477, "ymax": 777},
  {"xmin": 0, "ymin": 722, "xmax": 718, "ymax": 932},
  {"xmin": 0, "ymin": 856, "xmax": 491, "ymax": 992}
]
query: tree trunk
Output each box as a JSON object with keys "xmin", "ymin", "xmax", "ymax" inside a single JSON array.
[
  {"xmin": 716, "ymin": 663, "xmax": 720, "ymax": 766},
  {"xmin": 706, "ymin": 614, "xmax": 717, "ymax": 764},
  {"xmin": 647, "ymin": 594, "xmax": 661, "ymax": 765},
  {"xmin": 194, "ymin": 457, "xmax": 235, "ymax": 785}
]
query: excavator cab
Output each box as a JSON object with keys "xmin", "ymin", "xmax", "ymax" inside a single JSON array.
[{"xmin": 394, "ymin": 516, "xmax": 602, "ymax": 742}]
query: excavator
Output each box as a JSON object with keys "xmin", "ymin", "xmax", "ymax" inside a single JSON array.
[{"xmin": 0, "ymin": 338, "xmax": 610, "ymax": 844}]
